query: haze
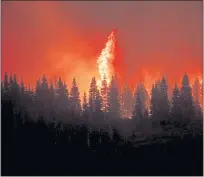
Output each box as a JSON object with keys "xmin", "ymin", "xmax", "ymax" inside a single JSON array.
[{"xmin": 2, "ymin": 1, "xmax": 202, "ymax": 93}]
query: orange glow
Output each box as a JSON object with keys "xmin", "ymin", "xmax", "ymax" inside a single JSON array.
[
  {"xmin": 2, "ymin": 2, "xmax": 202, "ymax": 100},
  {"xmin": 189, "ymin": 75, "xmax": 203, "ymax": 86},
  {"xmin": 142, "ymin": 70, "xmax": 161, "ymax": 95}
]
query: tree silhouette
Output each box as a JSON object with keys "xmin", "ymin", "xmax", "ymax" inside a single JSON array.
[
  {"xmin": 150, "ymin": 83, "xmax": 159, "ymax": 121},
  {"xmin": 20, "ymin": 77, "xmax": 25, "ymax": 93},
  {"xmin": 49, "ymin": 79, "xmax": 56, "ymax": 119},
  {"xmin": 40, "ymin": 75, "xmax": 50, "ymax": 119},
  {"xmin": 3, "ymin": 72, "xmax": 9, "ymax": 100},
  {"xmin": 170, "ymin": 84, "xmax": 182, "ymax": 122},
  {"xmin": 82, "ymin": 92, "xmax": 89, "ymax": 122},
  {"xmin": 56, "ymin": 77, "xmax": 69, "ymax": 116},
  {"xmin": 121, "ymin": 84, "xmax": 133, "ymax": 118},
  {"xmin": 133, "ymin": 83, "xmax": 148, "ymax": 122},
  {"xmin": 140, "ymin": 82, "xmax": 150, "ymax": 113},
  {"xmin": 35, "ymin": 79, "xmax": 42, "ymax": 117},
  {"xmin": 25, "ymin": 85, "xmax": 35, "ymax": 119},
  {"xmin": 11, "ymin": 74, "xmax": 20, "ymax": 100},
  {"xmin": 89, "ymin": 77, "xmax": 98, "ymax": 113},
  {"xmin": 180, "ymin": 73, "xmax": 195, "ymax": 121},
  {"xmin": 192, "ymin": 78, "xmax": 202, "ymax": 120},
  {"xmin": 95, "ymin": 89, "xmax": 102, "ymax": 112},
  {"xmin": 160, "ymin": 77, "xmax": 170, "ymax": 121},
  {"xmin": 63, "ymin": 81, "xmax": 69, "ymax": 109},
  {"xmin": 41, "ymin": 75, "xmax": 49, "ymax": 93},
  {"xmin": 107, "ymin": 76, "xmax": 121, "ymax": 119},
  {"xmin": 150, "ymin": 78, "xmax": 169, "ymax": 124},
  {"xmin": 69, "ymin": 78, "xmax": 81, "ymax": 116},
  {"xmin": 94, "ymin": 89, "xmax": 103, "ymax": 122},
  {"xmin": 9, "ymin": 73, "xmax": 13, "ymax": 91},
  {"xmin": 1, "ymin": 80, "xmax": 4, "ymax": 98},
  {"xmin": 101, "ymin": 75, "xmax": 108, "ymax": 112},
  {"xmin": 1, "ymin": 71, "xmax": 202, "ymax": 176}
]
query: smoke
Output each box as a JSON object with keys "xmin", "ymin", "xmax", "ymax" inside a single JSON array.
[
  {"xmin": 2, "ymin": 2, "xmax": 103, "ymax": 88},
  {"xmin": 54, "ymin": 53, "xmax": 99, "ymax": 95},
  {"xmin": 2, "ymin": 2, "xmax": 202, "ymax": 96}
]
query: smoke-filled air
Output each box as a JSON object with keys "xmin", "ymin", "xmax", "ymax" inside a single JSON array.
[{"xmin": 2, "ymin": 1, "xmax": 203, "ymax": 176}]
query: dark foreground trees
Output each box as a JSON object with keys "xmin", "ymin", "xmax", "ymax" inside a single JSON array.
[
  {"xmin": 2, "ymin": 111, "xmax": 202, "ymax": 175},
  {"xmin": 1, "ymin": 72, "xmax": 203, "ymax": 176}
]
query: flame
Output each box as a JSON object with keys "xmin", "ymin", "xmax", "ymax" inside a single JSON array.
[
  {"xmin": 97, "ymin": 30, "xmax": 116, "ymax": 87},
  {"xmin": 143, "ymin": 70, "xmax": 161, "ymax": 95},
  {"xmin": 189, "ymin": 75, "xmax": 203, "ymax": 87}
]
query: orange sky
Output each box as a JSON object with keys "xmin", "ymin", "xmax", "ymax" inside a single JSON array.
[{"xmin": 2, "ymin": 1, "xmax": 203, "ymax": 94}]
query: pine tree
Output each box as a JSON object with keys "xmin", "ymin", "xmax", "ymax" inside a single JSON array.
[
  {"xmin": 93, "ymin": 89, "xmax": 103, "ymax": 122},
  {"xmin": 40, "ymin": 75, "xmax": 49, "ymax": 109},
  {"xmin": 192, "ymin": 78, "xmax": 202, "ymax": 120},
  {"xmin": 57, "ymin": 77, "xmax": 64, "ymax": 97},
  {"xmin": 49, "ymin": 80, "xmax": 56, "ymax": 118},
  {"xmin": 140, "ymin": 82, "xmax": 150, "ymax": 110},
  {"xmin": 20, "ymin": 77, "xmax": 25, "ymax": 95},
  {"xmin": 114, "ymin": 74, "xmax": 121, "ymax": 93},
  {"xmin": 36, "ymin": 79, "xmax": 41, "ymax": 98},
  {"xmin": 150, "ymin": 78, "xmax": 170, "ymax": 122},
  {"xmin": 82, "ymin": 92, "xmax": 89, "ymax": 120},
  {"xmin": 132, "ymin": 83, "xmax": 149, "ymax": 122},
  {"xmin": 40, "ymin": 75, "xmax": 50, "ymax": 119},
  {"xmin": 24, "ymin": 85, "xmax": 34, "ymax": 119},
  {"xmin": 35, "ymin": 79, "xmax": 41, "ymax": 107},
  {"xmin": 160, "ymin": 77, "xmax": 170, "ymax": 120},
  {"xmin": 180, "ymin": 73, "xmax": 195, "ymax": 121},
  {"xmin": 35, "ymin": 79, "xmax": 42, "ymax": 117},
  {"xmin": 132, "ymin": 84, "xmax": 142, "ymax": 121},
  {"xmin": 101, "ymin": 75, "xmax": 108, "ymax": 112},
  {"xmin": 83, "ymin": 92, "xmax": 88, "ymax": 111},
  {"xmin": 41, "ymin": 74, "xmax": 49, "ymax": 92},
  {"xmin": 19, "ymin": 77, "xmax": 26, "ymax": 114},
  {"xmin": 89, "ymin": 77, "xmax": 98, "ymax": 113},
  {"xmin": 8, "ymin": 74, "xmax": 19, "ymax": 102},
  {"xmin": 3, "ymin": 72, "xmax": 9, "ymax": 96},
  {"xmin": 9, "ymin": 73, "xmax": 13, "ymax": 92},
  {"xmin": 49, "ymin": 80, "xmax": 55, "ymax": 101},
  {"xmin": 170, "ymin": 84, "xmax": 182, "ymax": 122},
  {"xmin": 56, "ymin": 77, "xmax": 69, "ymax": 113},
  {"xmin": 193, "ymin": 78, "xmax": 201, "ymax": 105},
  {"xmin": 69, "ymin": 78, "xmax": 81, "ymax": 115},
  {"xmin": 63, "ymin": 81, "xmax": 69, "ymax": 107},
  {"xmin": 95, "ymin": 89, "xmax": 102, "ymax": 112},
  {"xmin": 150, "ymin": 83, "xmax": 160, "ymax": 120},
  {"xmin": 13, "ymin": 74, "xmax": 19, "ymax": 90},
  {"xmin": 1, "ymin": 81, "xmax": 4, "ymax": 98},
  {"xmin": 121, "ymin": 84, "xmax": 133, "ymax": 118},
  {"xmin": 9, "ymin": 74, "xmax": 20, "ymax": 117},
  {"xmin": 133, "ymin": 83, "xmax": 148, "ymax": 121},
  {"xmin": 107, "ymin": 76, "xmax": 120, "ymax": 119}
]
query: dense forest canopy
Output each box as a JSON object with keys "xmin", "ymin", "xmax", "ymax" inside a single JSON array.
[{"xmin": 1, "ymin": 71, "xmax": 203, "ymax": 175}]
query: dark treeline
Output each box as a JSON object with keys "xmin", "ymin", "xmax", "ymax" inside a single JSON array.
[{"xmin": 1, "ymin": 72, "xmax": 203, "ymax": 176}]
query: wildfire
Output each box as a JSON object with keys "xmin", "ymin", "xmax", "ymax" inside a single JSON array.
[
  {"xmin": 189, "ymin": 75, "xmax": 203, "ymax": 87},
  {"xmin": 143, "ymin": 70, "xmax": 161, "ymax": 95},
  {"xmin": 97, "ymin": 30, "xmax": 116, "ymax": 88}
]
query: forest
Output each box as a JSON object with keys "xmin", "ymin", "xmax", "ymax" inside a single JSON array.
[{"xmin": 1, "ymin": 72, "xmax": 203, "ymax": 176}]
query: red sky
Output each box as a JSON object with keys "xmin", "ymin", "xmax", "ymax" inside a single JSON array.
[{"xmin": 2, "ymin": 1, "xmax": 202, "ymax": 94}]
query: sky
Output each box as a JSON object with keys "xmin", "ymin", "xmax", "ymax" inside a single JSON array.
[{"xmin": 2, "ymin": 1, "xmax": 203, "ymax": 94}]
